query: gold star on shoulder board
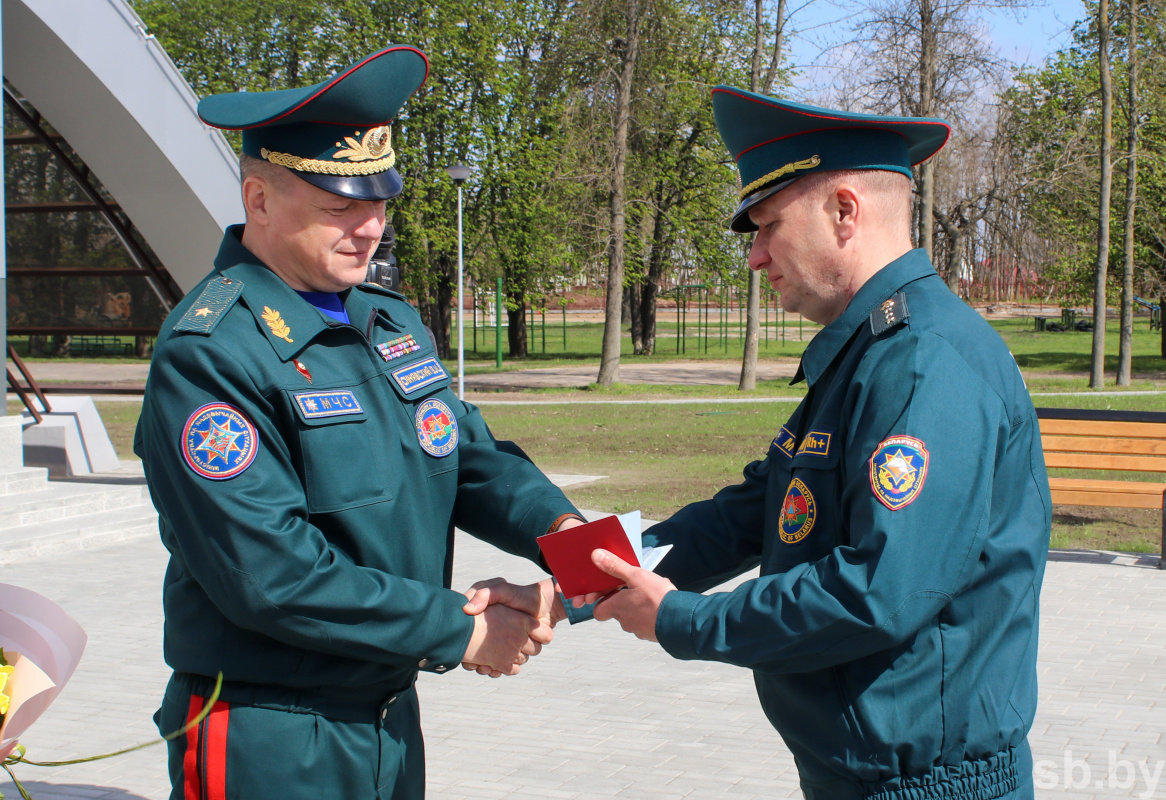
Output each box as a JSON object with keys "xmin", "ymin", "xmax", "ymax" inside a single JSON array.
[{"xmin": 194, "ymin": 307, "xmax": 211, "ymax": 317}]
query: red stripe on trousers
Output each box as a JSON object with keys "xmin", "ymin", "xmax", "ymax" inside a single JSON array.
[
  {"xmin": 204, "ymin": 700, "xmax": 230, "ymax": 800},
  {"xmin": 183, "ymin": 694, "xmax": 231, "ymax": 800},
  {"xmin": 183, "ymin": 695, "xmax": 203, "ymax": 800}
]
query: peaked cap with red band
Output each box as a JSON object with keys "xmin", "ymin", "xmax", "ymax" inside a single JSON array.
[
  {"xmin": 712, "ymin": 86, "xmax": 950, "ymax": 232},
  {"xmin": 198, "ymin": 46, "xmax": 429, "ymax": 201}
]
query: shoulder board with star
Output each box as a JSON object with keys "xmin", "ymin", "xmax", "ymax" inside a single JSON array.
[
  {"xmin": 869, "ymin": 291, "xmax": 909, "ymax": 336},
  {"xmin": 358, "ymin": 282, "xmax": 408, "ymax": 301},
  {"xmin": 174, "ymin": 275, "xmax": 245, "ymax": 336}
]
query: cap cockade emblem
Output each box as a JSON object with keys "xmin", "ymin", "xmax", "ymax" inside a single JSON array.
[
  {"xmin": 261, "ymin": 306, "xmax": 293, "ymax": 343},
  {"xmin": 334, "ymin": 125, "xmax": 393, "ymax": 163}
]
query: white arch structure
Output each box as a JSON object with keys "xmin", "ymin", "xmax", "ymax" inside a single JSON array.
[{"xmin": 3, "ymin": 0, "xmax": 243, "ymax": 296}]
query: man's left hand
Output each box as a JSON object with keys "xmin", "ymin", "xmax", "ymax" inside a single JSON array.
[{"xmin": 590, "ymin": 548, "xmax": 677, "ymax": 642}]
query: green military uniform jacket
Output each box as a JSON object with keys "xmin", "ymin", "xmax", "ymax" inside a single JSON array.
[
  {"xmin": 135, "ymin": 226, "xmax": 579, "ymax": 710},
  {"xmin": 646, "ymin": 250, "xmax": 1051, "ymax": 800}
]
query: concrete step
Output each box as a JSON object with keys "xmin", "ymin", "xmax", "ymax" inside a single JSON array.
[
  {"xmin": 0, "ymin": 466, "xmax": 51, "ymax": 495},
  {"xmin": 0, "ymin": 480, "xmax": 151, "ymax": 529},
  {"xmin": 0, "ymin": 504, "xmax": 159, "ymax": 566}
]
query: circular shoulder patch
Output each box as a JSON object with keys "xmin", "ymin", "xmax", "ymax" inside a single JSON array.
[
  {"xmin": 182, "ymin": 403, "xmax": 259, "ymax": 480},
  {"xmin": 415, "ymin": 398, "xmax": 459, "ymax": 458},
  {"xmin": 869, "ymin": 435, "xmax": 930, "ymax": 510},
  {"xmin": 779, "ymin": 478, "xmax": 816, "ymax": 544}
]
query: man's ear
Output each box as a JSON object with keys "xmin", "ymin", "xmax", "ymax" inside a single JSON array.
[
  {"xmin": 833, "ymin": 184, "xmax": 860, "ymax": 242},
  {"xmin": 241, "ymin": 175, "xmax": 270, "ymax": 224}
]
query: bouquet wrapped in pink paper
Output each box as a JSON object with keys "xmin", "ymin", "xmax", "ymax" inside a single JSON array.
[{"xmin": 0, "ymin": 584, "xmax": 87, "ymax": 762}]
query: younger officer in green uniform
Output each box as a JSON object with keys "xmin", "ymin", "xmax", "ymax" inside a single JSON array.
[
  {"xmin": 585, "ymin": 89, "xmax": 1052, "ymax": 799},
  {"xmin": 135, "ymin": 46, "xmax": 583, "ymax": 799}
]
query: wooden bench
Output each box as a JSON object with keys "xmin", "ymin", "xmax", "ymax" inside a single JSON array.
[{"xmin": 1037, "ymin": 408, "xmax": 1166, "ymax": 568}]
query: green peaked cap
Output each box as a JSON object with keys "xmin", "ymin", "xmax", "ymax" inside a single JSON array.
[
  {"xmin": 198, "ymin": 46, "xmax": 429, "ymax": 200},
  {"xmin": 712, "ymin": 86, "xmax": 950, "ymax": 232}
]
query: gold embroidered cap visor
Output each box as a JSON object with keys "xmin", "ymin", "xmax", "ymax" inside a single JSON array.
[
  {"xmin": 197, "ymin": 45, "xmax": 429, "ymax": 201},
  {"xmin": 712, "ymin": 86, "xmax": 950, "ymax": 233}
]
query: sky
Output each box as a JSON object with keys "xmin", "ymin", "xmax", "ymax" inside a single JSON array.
[{"xmin": 781, "ymin": 0, "xmax": 1088, "ymax": 98}]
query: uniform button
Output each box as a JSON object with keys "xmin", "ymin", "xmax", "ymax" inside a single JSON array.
[
  {"xmin": 418, "ymin": 658, "xmax": 429, "ymax": 668},
  {"xmin": 435, "ymin": 665, "xmax": 447, "ymax": 673},
  {"xmin": 387, "ymin": 696, "xmax": 397, "ymax": 706},
  {"xmin": 380, "ymin": 708, "xmax": 388, "ymax": 721}
]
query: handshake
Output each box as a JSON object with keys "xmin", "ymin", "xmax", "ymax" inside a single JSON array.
[
  {"xmin": 458, "ymin": 520, "xmax": 680, "ymax": 677},
  {"xmin": 459, "ymin": 576, "xmax": 564, "ymax": 678}
]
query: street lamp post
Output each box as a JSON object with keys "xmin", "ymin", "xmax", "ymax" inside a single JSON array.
[{"xmin": 444, "ymin": 162, "xmax": 472, "ymax": 399}]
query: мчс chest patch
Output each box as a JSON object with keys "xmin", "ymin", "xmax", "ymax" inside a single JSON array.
[
  {"xmin": 182, "ymin": 402, "xmax": 259, "ymax": 480},
  {"xmin": 869, "ymin": 435, "xmax": 930, "ymax": 510},
  {"xmin": 779, "ymin": 478, "xmax": 816, "ymax": 543},
  {"xmin": 415, "ymin": 398, "xmax": 459, "ymax": 457},
  {"xmin": 293, "ymin": 390, "xmax": 364, "ymax": 419}
]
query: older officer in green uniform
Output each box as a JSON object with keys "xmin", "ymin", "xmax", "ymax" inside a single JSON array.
[
  {"xmin": 582, "ymin": 89, "xmax": 1051, "ymax": 800},
  {"xmin": 135, "ymin": 46, "xmax": 582, "ymax": 799}
]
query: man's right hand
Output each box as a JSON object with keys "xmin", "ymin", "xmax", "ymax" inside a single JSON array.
[{"xmin": 461, "ymin": 602, "xmax": 553, "ymax": 678}]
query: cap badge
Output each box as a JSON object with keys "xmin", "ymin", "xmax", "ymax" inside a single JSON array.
[
  {"xmin": 335, "ymin": 126, "xmax": 392, "ymax": 161},
  {"xmin": 261, "ymin": 306, "xmax": 293, "ymax": 343}
]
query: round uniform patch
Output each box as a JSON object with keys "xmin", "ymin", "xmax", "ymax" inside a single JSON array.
[
  {"xmin": 182, "ymin": 402, "xmax": 259, "ymax": 480},
  {"xmin": 869, "ymin": 435, "xmax": 930, "ymax": 510},
  {"xmin": 779, "ymin": 478, "xmax": 816, "ymax": 544},
  {"xmin": 415, "ymin": 398, "xmax": 459, "ymax": 458}
]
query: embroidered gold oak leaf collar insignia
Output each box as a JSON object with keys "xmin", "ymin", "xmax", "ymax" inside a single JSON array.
[{"xmin": 261, "ymin": 306, "xmax": 294, "ymax": 343}]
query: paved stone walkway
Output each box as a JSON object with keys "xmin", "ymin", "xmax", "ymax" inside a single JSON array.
[{"xmin": 1, "ymin": 523, "xmax": 1163, "ymax": 799}]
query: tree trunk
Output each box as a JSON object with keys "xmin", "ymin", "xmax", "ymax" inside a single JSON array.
[
  {"xmin": 432, "ymin": 264, "xmax": 454, "ymax": 360},
  {"xmin": 507, "ymin": 290, "xmax": 527, "ymax": 357},
  {"xmin": 641, "ymin": 274, "xmax": 658, "ymax": 356},
  {"xmin": 641, "ymin": 203, "xmax": 666, "ymax": 356},
  {"xmin": 1090, "ymin": 0, "xmax": 1114, "ymax": 388},
  {"xmin": 761, "ymin": 0, "xmax": 788, "ymax": 95},
  {"xmin": 917, "ymin": 0, "xmax": 937, "ymax": 263},
  {"xmin": 629, "ymin": 282, "xmax": 643, "ymax": 354},
  {"xmin": 1117, "ymin": 0, "xmax": 1138, "ymax": 386},
  {"xmin": 597, "ymin": 0, "xmax": 643, "ymax": 386},
  {"xmin": 740, "ymin": 0, "xmax": 785, "ymax": 391}
]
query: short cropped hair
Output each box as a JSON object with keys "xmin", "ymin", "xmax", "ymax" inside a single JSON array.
[
  {"xmin": 796, "ymin": 169, "xmax": 912, "ymax": 232},
  {"xmin": 239, "ymin": 153, "xmax": 293, "ymax": 188},
  {"xmin": 239, "ymin": 153, "xmax": 294, "ymax": 219}
]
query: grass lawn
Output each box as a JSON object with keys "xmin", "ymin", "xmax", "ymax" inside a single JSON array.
[{"xmin": 8, "ymin": 311, "xmax": 1166, "ymax": 555}]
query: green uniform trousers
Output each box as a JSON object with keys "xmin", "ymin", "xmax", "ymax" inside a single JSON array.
[{"xmin": 157, "ymin": 674, "xmax": 423, "ymax": 799}]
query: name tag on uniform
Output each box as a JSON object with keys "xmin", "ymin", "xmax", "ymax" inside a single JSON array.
[
  {"xmin": 391, "ymin": 357, "xmax": 449, "ymax": 394},
  {"xmin": 772, "ymin": 427, "xmax": 797, "ymax": 458},
  {"xmin": 796, "ymin": 430, "xmax": 832, "ymax": 457},
  {"xmin": 293, "ymin": 390, "xmax": 364, "ymax": 419}
]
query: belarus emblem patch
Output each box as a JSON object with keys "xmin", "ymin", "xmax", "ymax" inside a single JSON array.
[
  {"xmin": 415, "ymin": 398, "xmax": 459, "ymax": 458},
  {"xmin": 779, "ymin": 478, "xmax": 816, "ymax": 544},
  {"xmin": 182, "ymin": 403, "xmax": 258, "ymax": 480},
  {"xmin": 869, "ymin": 435, "xmax": 930, "ymax": 510}
]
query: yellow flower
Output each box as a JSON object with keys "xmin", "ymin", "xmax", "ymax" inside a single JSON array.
[{"xmin": 0, "ymin": 663, "xmax": 13, "ymax": 716}]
